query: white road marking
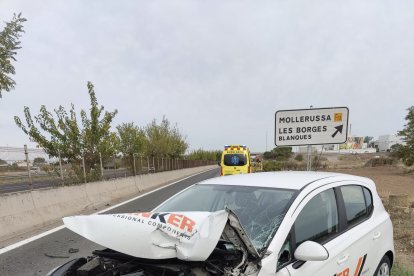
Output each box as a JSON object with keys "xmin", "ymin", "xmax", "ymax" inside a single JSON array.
[{"xmin": 0, "ymin": 168, "xmax": 216, "ymax": 255}]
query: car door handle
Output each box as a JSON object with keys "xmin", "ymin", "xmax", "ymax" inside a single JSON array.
[
  {"xmin": 373, "ymin": 232, "xmax": 381, "ymax": 240},
  {"xmin": 337, "ymin": 254, "xmax": 349, "ymax": 265}
]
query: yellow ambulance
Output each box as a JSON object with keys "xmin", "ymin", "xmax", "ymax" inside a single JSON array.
[{"xmin": 220, "ymin": 145, "xmax": 251, "ymax": 176}]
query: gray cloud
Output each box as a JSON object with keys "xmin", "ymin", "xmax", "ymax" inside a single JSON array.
[{"xmin": 1, "ymin": 0, "xmax": 413, "ymax": 151}]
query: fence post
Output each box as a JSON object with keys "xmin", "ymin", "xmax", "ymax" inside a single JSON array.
[
  {"xmin": 82, "ymin": 155, "xmax": 87, "ymax": 183},
  {"xmin": 58, "ymin": 149, "xmax": 64, "ymax": 182},
  {"xmin": 133, "ymin": 153, "xmax": 137, "ymax": 176},
  {"xmin": 113, "ymin": 154, "xmax": 116, "ymax": 179},
  {"xmin": 147, "ymin": 156, "xmax": 150, "ymax": 173},
  {"xmin": 24, "ymin": 145, "xmax": 33, "ymax": 187},
  {"xmin": 99, "ymin": 152, "xmax": 104, "ymax": 179},
  {"xmin": 157, "ymin": 158, "xmax": 159, "ymax": 172},
  {"xmin": 140, "ymin": 155, "xmax": 143, "ymax": 174},
  {"xmin": 152, "ymin": 156, "xmax": 155, "ymax": 172}
]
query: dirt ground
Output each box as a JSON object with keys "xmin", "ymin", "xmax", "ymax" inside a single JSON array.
[
  {"xmin": 329, "ymin": 165, "xmax": 414, "ymax": 270},
  {"xmin": 329, "ymin": 166, "xmax": 414, "ymax": 201}
]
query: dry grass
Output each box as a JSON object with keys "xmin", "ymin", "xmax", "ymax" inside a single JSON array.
[{"xmin": 328, "ymin": 161, "xmax": 414, "ymax": 271}]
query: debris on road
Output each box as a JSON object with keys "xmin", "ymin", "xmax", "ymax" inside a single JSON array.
[
  {"xmin": 68, "ymin": 248, "xmax": 79, "ymax": 254},
  {"xmin": 44, "ymin": 253, "xmax": 69, "ymax": 258}
]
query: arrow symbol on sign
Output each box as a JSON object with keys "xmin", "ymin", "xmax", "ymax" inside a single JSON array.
[{"xmin": 332, "ymin": 125, "xmax": 343, "ymax": 138}]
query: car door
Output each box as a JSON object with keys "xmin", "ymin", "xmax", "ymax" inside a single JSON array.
[
  {"xmin": 334, "ymin": 184, "xmax": 377, "ymax": 276},
  {"xmin": 278, "ymin": 185, "xmax": 376, "ymax": 276},
  {"xmin": 282, "ymin": 188, "xmax": 346, "ymax": 275}
]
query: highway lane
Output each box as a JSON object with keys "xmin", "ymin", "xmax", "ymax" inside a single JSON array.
[{"xmin": 0, "ymin": 168, "xmax": 219, "ymax": 276}]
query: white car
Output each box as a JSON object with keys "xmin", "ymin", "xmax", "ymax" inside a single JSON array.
[{"xmin": 49, "ymin": 172, "xmax": 394, "ymax": 276}]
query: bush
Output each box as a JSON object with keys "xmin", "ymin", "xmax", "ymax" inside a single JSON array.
[
  {"xmin": 263, "ymin": 160, "xmax": 308, "ymax": 171},
  {"xmin": 263, "ymin": 161, "xmax": 282, "ymax": 171},
  {"xmin": 365, "ymin": 157, "xmax": 395, "ymax": 167},
  {"xmin": 294, "ymin": 154, "xmax": 303, "ymax": 162},
  {"xmin": 186, "ymin": 149, "xmax": 221, "ymax": 161},
  {"xmin": 263, "ymin": 147, "xmax": 293, "ymax": 161}
]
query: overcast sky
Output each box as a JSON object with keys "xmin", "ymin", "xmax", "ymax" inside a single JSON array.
[{"xmin": 1, "ymin": 0, "xmax": 413, "ymax": 152}]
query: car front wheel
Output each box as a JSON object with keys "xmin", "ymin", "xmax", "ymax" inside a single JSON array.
[{"xmin": 375, "ymin": 255, "xmax": 391, "ymax": 276}]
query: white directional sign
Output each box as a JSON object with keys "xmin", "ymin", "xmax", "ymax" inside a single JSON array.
[{"xmin": 275, "ymin": 107, "xmax": 349, "ymax": 146}]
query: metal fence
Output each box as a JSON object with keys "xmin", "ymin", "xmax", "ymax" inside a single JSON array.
[{"xmin": 0, "ymin": 146, "xmax": 216, "ymax": 194}]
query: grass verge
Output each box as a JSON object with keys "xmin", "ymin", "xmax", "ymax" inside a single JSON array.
[{"xmin": 392, "ymin": 261, "xmax": 414, "ymax": 276}]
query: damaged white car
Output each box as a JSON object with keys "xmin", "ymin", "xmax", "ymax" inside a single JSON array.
[{"xmin": 48, "ymin": 172, "xmax": 394, "ymax": 276}]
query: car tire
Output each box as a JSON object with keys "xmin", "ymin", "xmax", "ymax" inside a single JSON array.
[{"xmin": 374, "ymin": 255, "xmax": 391, "ymax": 276}]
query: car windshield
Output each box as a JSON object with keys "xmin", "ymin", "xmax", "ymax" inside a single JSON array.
[
  {"xmin": 155, "ymin": 184, "xmax": 296, "ymax": 252},
  {"xmin": 223, "ymin": 154, "xmax": 247, "ymax": 166}
]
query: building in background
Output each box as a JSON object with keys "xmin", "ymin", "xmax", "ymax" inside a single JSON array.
[
  {"xmin": 339, "ymin": 136, "xmax": 366, "ymax": 150},
  {"xmin": 378, "ymin": 135, "xmax": 405, "ymax": 152},
  {"xmin": 292, "ymin": 134, "xmax": 403, "ymax": 154}
]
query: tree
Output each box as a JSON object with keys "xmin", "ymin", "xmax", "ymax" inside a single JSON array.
[
  {"xmin": 0, "ymin": 159, "xmax": 7, "ymax": 166},
  {"xmin": 14, "ymin": 82, "xmax": 118, "ymax": 177},
  {"xmin": 33, "ymin": 157, "xmax": 46, "ymax": 164},
  {"xmin": 117, "ymin": 123, "xmax": 146, "ymax": 156},
  {"xmin": 0, "ymin": 13, "xmax": 26, "ymax": 98},
  {"xmin": 145, "ymin": 117, "xmax": 188, "ymax": 158},
  {"xmin": 395, "ymin": 106, "xmax": 414, "ymax": 166},
  {"xmin": 364, "ymin": 136, "xmax": 374, "ymax": 144},
  {"xmin": 117, "ymin": 122, "xmax": 146, "ymax": 169}
]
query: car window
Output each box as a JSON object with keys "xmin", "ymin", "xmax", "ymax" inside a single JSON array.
[
  {"xmin": 277, "ymin": 234, "xmax": 292, "ymax": 270},
  {"xmin": 223, "ymin": 154, "xmax": 247, "ymax": 166},
  {"xmin": 363, "ymin": 187, "xmax": 373, "ymax": 214},
  {"xmin": 341, "ymin": 185, "xmax": 370, "ymax": 226},
  {"xmin": 294, "ymin": 189, "xmax": 339, "ymax": 247}
]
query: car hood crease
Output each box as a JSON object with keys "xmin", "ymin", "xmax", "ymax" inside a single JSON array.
[{"xmin": 63, "ymin": 210, "xmax": 258, "ymax": 261}]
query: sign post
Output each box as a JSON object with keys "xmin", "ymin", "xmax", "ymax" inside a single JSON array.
[{"xmin": 275, "ymin": 107, "xmax": 349, "ymax": 170}]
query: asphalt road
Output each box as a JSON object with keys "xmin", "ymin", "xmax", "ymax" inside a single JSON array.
[{"xmin": 0, "ymin": 168, "xmax": 219, "ymax": 276}]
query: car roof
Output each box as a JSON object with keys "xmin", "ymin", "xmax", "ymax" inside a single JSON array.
[{"xmin": 199, "ymin": 171, "xmax": 372, "ymax": 190}]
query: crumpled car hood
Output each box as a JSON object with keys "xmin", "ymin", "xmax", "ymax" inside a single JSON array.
[{"xmin": 63, "ymin": 210, "xmax": 230, "ymax": 261}]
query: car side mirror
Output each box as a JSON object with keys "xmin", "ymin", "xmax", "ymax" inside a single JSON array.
[{"xmin": 294, "ymin": 241, "xmax": 329, "ymax": 262}]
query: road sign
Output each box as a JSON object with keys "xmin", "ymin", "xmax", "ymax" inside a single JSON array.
[{"xmin": 275, "ymin": 107, "xmax": 349, "ymax": 146}]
